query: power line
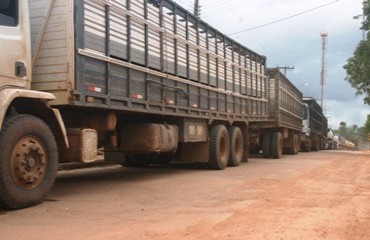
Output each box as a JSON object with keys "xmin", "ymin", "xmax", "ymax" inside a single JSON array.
[
  {"xmin": 200, "ymin": 0, "xmax": 249, "ymax": 11},
  {"xmin": 228, "ymin": 0, "xmax": 339, "ymax": 35},
  {"xmin": 201, "ymin": 0, "xmax": 247, "ymax": 13},
  {"xmin": 202, "ymin": 0, "xmax": 255, "ymax": 18}
]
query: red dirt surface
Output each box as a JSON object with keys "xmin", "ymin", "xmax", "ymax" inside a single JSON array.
[{"xmin": 0, "ymin": 150, "xmax": 369, "ymax": 240}]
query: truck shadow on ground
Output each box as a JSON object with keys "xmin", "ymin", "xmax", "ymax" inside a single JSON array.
[{"xmin": 48, "ymin": 162, "xmax": 210, "ymax": 200}]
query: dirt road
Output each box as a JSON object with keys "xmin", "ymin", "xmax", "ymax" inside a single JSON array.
[{"xmin": 1, "ymin": 150, "xmax": 370, "ymax": 240}]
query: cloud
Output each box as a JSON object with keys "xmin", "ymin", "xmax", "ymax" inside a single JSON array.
[
  {"xmin": 326, "ymin": 98, "xmax": 370, "ymax": 127},
  {"xmin": 173, "ymin": 0, "xmax": 369, "ymax": 126}
]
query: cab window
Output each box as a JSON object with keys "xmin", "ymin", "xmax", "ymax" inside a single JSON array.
[
  {"xmin": 0, "ymin": 0, "xmax": 18, "ymax": 27},
  {"xmin": 302, "ymin": 105, "xmax": 308, "ymax": 120}
]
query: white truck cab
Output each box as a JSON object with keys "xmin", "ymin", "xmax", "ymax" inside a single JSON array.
[
  {"xmin": 0, "ymin": 0, "xmax": 68, "ymax": 210},
  {"xmin": 0, "ymin": 0, "xmax": 31, "ymax": 89}
]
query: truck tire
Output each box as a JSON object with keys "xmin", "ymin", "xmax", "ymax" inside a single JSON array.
[
  {"xmin": 288, "ymin": 134, "xmax": 299, "ymax": 155},
  {"xmin": 228, "ymin": 127, "xmax": 243, "ymax": 167},
  {"xmin": 303, "ymin": 144, "xmax": 311, "ymax": 152},
  {"xmin": 0, "ymin": 115, "xmax": 58, "ymax": 209},
  {"xmin": 209, "ymin": 125, "xmax": 229, "ymax": 170},
  {"xmin": 311, "ymin": 136, "xmax": 319, "ymax": 151},
  {"xmin": 271, "ymin": 132, "xmax": 283, "ymax": 159},
  {"xmin": 320, "ymin": 137, "xmax": 326, "ymax": 150},
  {"xmin": 262, "ymin": 132, "xmax": 271, "ymax": 158},
  {"xmin": 294, "ymin": 134, "xmax": 300, "ymax": 154}
]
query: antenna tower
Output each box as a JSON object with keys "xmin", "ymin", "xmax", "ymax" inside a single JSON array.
[{"xmin": 320, "ymin": 32, "xmax": 328, "ymax": 109}]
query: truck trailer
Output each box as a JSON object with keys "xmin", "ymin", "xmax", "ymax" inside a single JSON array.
[
  {"xmin": 300, "ymin": 97, "xmax": 327, "ymax": 151},
  {"xmin": 249, "ymin": 68, "xmax": 302, "ymax": 159},
  {"xmin": 0, "ymin": 0, "xmax": 271, "ymax": 209}
]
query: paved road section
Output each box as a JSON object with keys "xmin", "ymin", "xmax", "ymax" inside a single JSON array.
[{"xmin": 1, "ymin": 150, "xmax": 369, "ymax": 240}]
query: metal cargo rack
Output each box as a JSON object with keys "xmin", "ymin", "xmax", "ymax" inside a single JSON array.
[
  {"xmin": 30, "ymin": 0, "xmax": 269, "ymax": 123},
  {"xmin": 303, "ymin": 98, "xmax": 326, "ymax": 136},
  {"xmin": 72, "ymin": 0, "xmax": 269, "ymax": 122},
  {"xmin": 262, "ymin": 68, "xmax": 303, "ymax": 131}
]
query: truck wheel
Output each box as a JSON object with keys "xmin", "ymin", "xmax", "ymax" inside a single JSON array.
[
  {"xmin": 209, "ymin": 125, "xmax": 229, "ymax": 170},
  {"xmin": 303, "ymin": 144, "xmax": 311, "ymax": 152},
  {"xmin": 228, "ymin": 127, "xmax": 243, "ymax": 167},
  {"xmin": 320, "ymin": 138, "xmax": 326, "ymax": 150},
  {"xmin": 294, "ymin": 134, "xmax": 300, "ymax": 154},
  {"xmin": 0, "ymin": 115, "xmax": 58, "ymax": 209},
  {"xmin": 262, "ymin": 132, "xmax": 271, "ymax": 158},
  {"xmin": 271, "ymin": 132, "xmax": 283, "ymax": 159},
  {"xmin": 288, "ymin": 134, "xmax": 299, "ymax": 155},
  {"xmin": 311, "ymin": 136, "xmax": 319, "ymax": 151}
]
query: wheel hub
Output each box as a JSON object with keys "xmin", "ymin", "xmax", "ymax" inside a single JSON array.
[{"xmin": 11, "ymin": 137, "xmax": 47, "ymax": 189}]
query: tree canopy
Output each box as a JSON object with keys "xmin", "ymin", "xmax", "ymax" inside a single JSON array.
[
  {"xmin": 334, "ymin": 120, "xmax": 368, "ymax": 146},
  {"xmin": 364, "ymin": 114, "xmax": 370, "ymax": 133},
  {"xmin": 343, "ymin": 0, "xmax": 370, "ymax": 105}
]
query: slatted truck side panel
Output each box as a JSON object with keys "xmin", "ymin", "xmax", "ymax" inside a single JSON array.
[
  {"xmin": 249, "ymin": 68, "xmax": 303, "ymax": 159},
  {"xmin": 0, "ymin": 0, "xmax": 276, "ymax": 210}
]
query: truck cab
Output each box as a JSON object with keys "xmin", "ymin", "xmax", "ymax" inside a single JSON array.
[
  {"xmin": 300, "ymin": 97, "xmax": 327, "ymax": 152},
  {"xmin": 0, "ymin": 0, "xmax": 31, "ymax": 89},
  {"xmin": 0, "ymin": 0, "xmax": 68, "ymax": 210}
]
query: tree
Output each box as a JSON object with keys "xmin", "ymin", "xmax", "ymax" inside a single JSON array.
[
  {"xmin": 364, "ymin": 114, "xmax": 370, "ymax": 140},
  {"xmin": 365, "ymin": 114, "xmax": 370, "ymax": 133},
  {"xmin": 337, "ymin": 121, "xmax": 348, "ymax": 137},
  {"xmin": 333, "ymin": 116, "xmax": 370, "ymax": 144},
  {"xmin": 343, "ymin": 0, "xmax": 370, "ymax": 105}
]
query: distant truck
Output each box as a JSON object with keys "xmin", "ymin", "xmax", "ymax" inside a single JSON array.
[
  {"xmin": 336, "ymin": 135, "xmax": 355, "ymax": 150},
  {"xmin": 327, "ymin": 129, "xmax": 339, "ymax": 150},
  {"xmin": 300, "ymin": 97, "xmax": 327, "ymax": 151},
  {"xmin": 249, "ymin": 68, "xmax": 302, "ymax": 158}
]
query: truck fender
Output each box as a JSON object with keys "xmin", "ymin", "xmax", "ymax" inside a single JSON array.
[
  {"xmin": 0, "ymin": 88, "xmax": 69, "ymax": 148},
  {"xmin": 50, "ymin": 107, "xmax": 69, "ymax": 149}
]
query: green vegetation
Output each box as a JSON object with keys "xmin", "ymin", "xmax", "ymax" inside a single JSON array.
[
  {"xmin": 343, "ymin": 0, "xmax": 370, "ymax": 105},
  {"xmin": 333, "ymin": 114, "xmax": 370, "ymax": 146}
]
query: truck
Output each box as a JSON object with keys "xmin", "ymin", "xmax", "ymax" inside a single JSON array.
[
  {"xmin": 249, "ymin": 68, "xmax": 302, "ymax": 159},
  {"xmin": 0, "ymin": 0, "xmax": 309, "ymax": 210},
  {"xmin": 300, "ymin": 97, "xmax": 327, "ymax": 151},
  {"xmin": 327, "ymin": 129, "xmax": 339, "ymax": 150}
]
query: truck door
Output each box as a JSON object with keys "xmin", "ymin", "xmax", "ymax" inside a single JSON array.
[{"xmin": 0, "ymin": 0, "xmax": 31, "ymax": 89}]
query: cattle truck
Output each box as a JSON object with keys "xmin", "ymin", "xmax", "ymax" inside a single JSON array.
[
  {"xmin": 300, "ymin": 97, "xmax": 327, "ymax": 151},
  {"xmin": 249, "ymin": 68, "xmax": 302, "ymax": 159},
  {"xmin": 0, "ymin": 0, "xmax": 271, "ymax": 209}
]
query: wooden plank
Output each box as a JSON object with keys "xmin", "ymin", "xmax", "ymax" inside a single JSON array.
[
  {"xmin": 38, "ymin": 48, "xmax": 67, "ymax": 58},
  {"xmin": 33, "ymin": 73, "xmax": 68, "ymax": 82},
  {"xmin": 30, "ymin": 0, "xmax": 72, "ymax": 97},
  {"xmin": 35, "ymin": 56, "xmax": 68, "ymax": 66},
  {"xmin": 33, "ymin": 64, "xmax": 69, "ymax": 75}
]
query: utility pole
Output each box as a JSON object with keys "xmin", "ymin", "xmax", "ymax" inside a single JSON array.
[
  {"xmin": 194, "ymin": 0, "xmax": 201, "ymax": 18},
  {"xmin": 276, "ymin": 66, "xmax": 294, "ymax": 76},
  {"xmin": 320, "ymin": 32, "xmax": 328, "ymax": 109}
]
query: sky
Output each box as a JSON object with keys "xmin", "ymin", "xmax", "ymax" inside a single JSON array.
[{"xmin": 173, "ymin": 0, "xmax": 370, "ymax": 128}]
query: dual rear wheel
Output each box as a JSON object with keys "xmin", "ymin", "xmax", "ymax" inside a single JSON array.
[
  {"xmin": 262, "ymin": 132, "xmax": 283, "ymax": 159},
  {"xmin": 208, "ymin": 125, "xmax": 244, "ymax": 170},
  {"xmin": 263, "ymin": 131, "xmax": 300, "ymax": 159}
]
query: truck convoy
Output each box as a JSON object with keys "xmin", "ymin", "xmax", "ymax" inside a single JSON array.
[
  {"xmin": 0, "ymin": 0, "xmax": 327, "ymax": 209},
  {"xmin": 328, "ymin": 133, "xmax": 355, "ymax": 150}
]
